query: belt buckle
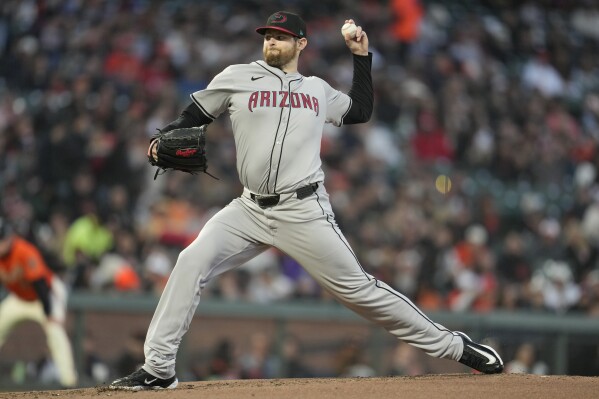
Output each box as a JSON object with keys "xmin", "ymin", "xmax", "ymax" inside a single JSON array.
[{"xmin": 253, "ymin": 194, "xmax": 280, "ymax": 208}]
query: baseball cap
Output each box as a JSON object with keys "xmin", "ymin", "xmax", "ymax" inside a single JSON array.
[{"xmin": 256, "ymin": 11, "xmax": 307, "ymax": 39}]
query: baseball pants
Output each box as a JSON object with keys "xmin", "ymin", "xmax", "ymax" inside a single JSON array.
[
  {"xmin": 143, "ymin": 184, "xmax": 463, "ymax": 378},
  {"xmin": 0, "ymin": 276, "xmax": 78, "ymax": 387}
]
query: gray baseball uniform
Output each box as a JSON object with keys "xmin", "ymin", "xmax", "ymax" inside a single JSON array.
[{"xmin": 142, "ymin": 59, "xmax": 463, "ymax": 379}]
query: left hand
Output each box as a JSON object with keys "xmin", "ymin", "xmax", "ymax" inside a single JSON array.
[
  {"xmin": 148, "ymin": 138, "xmax": 159, "ymax": 162},
  {"xmin": 342, "ymin": 19, "xmax": 369, "ymax": 56}
]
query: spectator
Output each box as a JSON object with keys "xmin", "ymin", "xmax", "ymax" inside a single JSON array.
[
  {"xmin": 239, "ymin": 332, "xmax": 278, "ymax": 379},
  {"xmin": 497, "ymin": 231, "xmax": 532, "ymax": 285},
  {"xmin": 0, "ymin": 217, "xmax": 77, "ymax": 387},
  {"xmin": 530, "ymin": 260, "xmax": 582, "ymax": 313},
  {"xmin": 505, "ymin": 342, "xmax": 549, "ymax": 374},
  {"xmin": 497, "ymin": 231, "xmax": 533, "ymax": 309},
  {"xmin": 534, "ymin": 218, "xmax": 565, "ymax": 264},
  {"xmin": 411, "ymin": 109, "xmax": 454, "ymax": 163},
  {"xmin": 62, "ymin": 203, "xmax": 114, "ymax": 269},
  {"xmin": 278, "ymin": 335, "xmax": 313, "ymax": 378},
  {"xmin": 204, "ymin": 339, "xmax": 240, "ymax": 380},
  {"xmin": 563, "ymin": 218, "xmax": 599, "ymax": 282},
  {"xmin": 82, "ymin": 334, "xmax": 111, "ymax": 384},
  {"xmin": 521, "ymin": 49, "xmax": 566, "ymax": 98},
  {"xmin": 142, "ymin": 245, "xmax": 174, "ymax": 295},
  {"xmin": 447, "ymin": 224, "xmax": 497, "ymax": 312},
  {"xmin": 114, "ymin": 331, "xmax": 146, "ymax": 378},
  {"xmin": 387, "ymin": 341, "xmax": 428, "ymax": 376},
  {"xmin": 334, "ymin": 336, "xmax": 376, "ymax": 378},
  {"xmin": 244, "ymin": 250, "xmax": 294, "ymax": 304}
]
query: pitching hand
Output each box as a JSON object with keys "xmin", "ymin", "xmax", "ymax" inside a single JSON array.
[{"xmin": 342, "ymin": 19, "xmax": 368, "ymax": 56}]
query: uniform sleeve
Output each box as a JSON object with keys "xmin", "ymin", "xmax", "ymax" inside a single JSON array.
[
  {"xmin": 19, "ymin": 243, "xmax": 48, "ymax": 282},
  {"xmin": 159, "ymin": 103, "xmax": 213, "ymax": 132},
  {"xmin": 190, "ymin": 66, "xmax": 236, "ymax": 121},
  {"xmin": 344, "ymin": 53, "xmax": 374, "ymax": 124},
  {"xmin": 321, "ymin": 79, "xmax": 352, "ymax": 127}
]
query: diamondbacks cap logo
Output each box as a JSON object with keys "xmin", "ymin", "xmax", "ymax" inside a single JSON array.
[
  {"xmin": 256, "ymin": 11, "xmax": 307, "ymax": 38},
  {"xmin": 271, "ymin": 13, "xmax": 287, "ymax": 23}
]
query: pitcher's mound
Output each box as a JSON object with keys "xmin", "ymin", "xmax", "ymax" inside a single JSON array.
[{"xmin": 3, "ymin": 374, "xmax": 599, "ymax": 399}]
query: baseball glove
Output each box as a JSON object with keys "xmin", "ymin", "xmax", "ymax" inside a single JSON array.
[{"xmin": 148, "ymin": 125, "xmax": 216, "ymax": 180}]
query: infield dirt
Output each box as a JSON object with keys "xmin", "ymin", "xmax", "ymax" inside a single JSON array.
[{"xmin": 1, "ymin": 374, "xmax": 598, "ymax": 399}]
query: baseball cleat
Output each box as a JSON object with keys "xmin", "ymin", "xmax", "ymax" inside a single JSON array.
[
  {"xmin": 456, "ymin": 331, "xmax": 504, "ymax": 374},
  {"xmin": 109, "ymin": 368, "xmax": 178, "ymax": 390}
]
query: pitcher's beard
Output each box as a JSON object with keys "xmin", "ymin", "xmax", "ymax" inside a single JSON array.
[
  {"xmin": 265, "ymin": 52, "xmax": 283, "ymax": 67},
  {"xmin": 264, "ymin": 47, "xmax": 297, "ymax": 68}
]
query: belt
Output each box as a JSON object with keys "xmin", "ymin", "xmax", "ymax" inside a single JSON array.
[{"xmin": 250, "ymin": 183, "xmax": 319, "ymax": 209}]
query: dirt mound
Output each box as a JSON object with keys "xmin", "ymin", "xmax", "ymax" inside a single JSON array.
[{"xmin": 2, "ymin": 374, "xmax": 598, "ymax": 399}]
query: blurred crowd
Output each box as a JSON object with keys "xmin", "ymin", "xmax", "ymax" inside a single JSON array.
[{"xmin": 1, "ymin": 0, "xmax": 599, "ymax": 326}]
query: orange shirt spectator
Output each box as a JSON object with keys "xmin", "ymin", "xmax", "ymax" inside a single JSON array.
[
  {"xmin": 0, "ymin": 218, "xmax": 78, "ymax": 387},
  {"xmin": 0, "ymin": 236, "xmax": 53, "ymax": 302},
  {"xmin": 390, "ymin": 0, "xmax": 423, "ymax": 43}
]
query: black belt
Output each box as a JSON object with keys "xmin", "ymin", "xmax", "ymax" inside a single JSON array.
[{"xmin": 250, "ymin": 183, "xmax": 319, "ymax": 209}]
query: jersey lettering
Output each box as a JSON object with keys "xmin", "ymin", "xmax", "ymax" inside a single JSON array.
[
  {"xmin": 290, "ymin": 93, "xmax": 300, "ymax": 108},
  {"xmin": 300, "ymin": 93, "xmax": 313, "ymax": 110},
  {"xmin": 248, "ymin": 91, "xmax": 319, "ymax": 116},
  {"xmin": 279, "ymin": 91, "xmax": 289, "ymax": 108},
  {"xmin": 248, "ymin": 91, "xmax": 258, "ymax": 111},
  {"xmin": 260, "ymin": 91, "xmax": 271, "ymax": 107}
]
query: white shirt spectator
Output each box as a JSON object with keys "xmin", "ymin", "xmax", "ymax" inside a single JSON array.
[
  {"xmin": 531, "ymin": 260, "xmax": 581, "ymax": 313},
  {"xmin": 522, "ymin": 56, "xmax": 565, "ymax": 98}
]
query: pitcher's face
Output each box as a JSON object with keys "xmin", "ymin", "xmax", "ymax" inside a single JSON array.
[{"xmin": 262, "ymin": 30, "xmax": 302, "ymax": 68}]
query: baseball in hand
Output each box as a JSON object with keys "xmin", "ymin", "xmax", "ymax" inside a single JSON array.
[{"xmin": 341, "ymin": 23, "xmax": 357, "ymax": 39}]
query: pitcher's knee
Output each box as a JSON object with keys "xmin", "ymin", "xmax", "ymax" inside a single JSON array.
[
  {"xmin": 174, "ymin": 246, "xmax": 219, "ymax": 285},
  {"xmin": 177, "ymin": 246, "xmax": 207, "ymax": 270}
]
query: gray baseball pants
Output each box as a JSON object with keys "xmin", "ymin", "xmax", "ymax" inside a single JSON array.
[{"xmin": 143, "ymin": 184, "xmax": 463, "ymax": 378}]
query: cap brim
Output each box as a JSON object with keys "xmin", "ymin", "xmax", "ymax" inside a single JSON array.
[{"xmin": 256, "ymin": 26, "xmax": 300, "ymax": 37}]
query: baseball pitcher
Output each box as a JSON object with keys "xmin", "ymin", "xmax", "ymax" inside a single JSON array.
[
  {"xmin": 110, "ymin": 11, "xmax": 503, "ymax": 390},
  {"xmin": 0, "ymin": 217, "xmax": 78, "ymax": 387}
]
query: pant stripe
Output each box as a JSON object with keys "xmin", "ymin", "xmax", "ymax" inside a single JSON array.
[
  {"xmin": 314, "ymin": 192, "xmax": 453, "ymax": 335},
  {"xmin": 313, "ymin": 192, "xmax": 371, "ymax": 280}
]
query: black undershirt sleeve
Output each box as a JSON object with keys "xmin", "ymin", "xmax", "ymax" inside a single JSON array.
[
  {"xmin": 31, "ymin": 278, "xmax": 51, "ymax": 317},
  {"xmin": 343, "ymin": 52, "xmax": 374, "ymax": 125},
  {"xmin": 160, "ymin": 103, "xmax": 213, "ymax": 132}
]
